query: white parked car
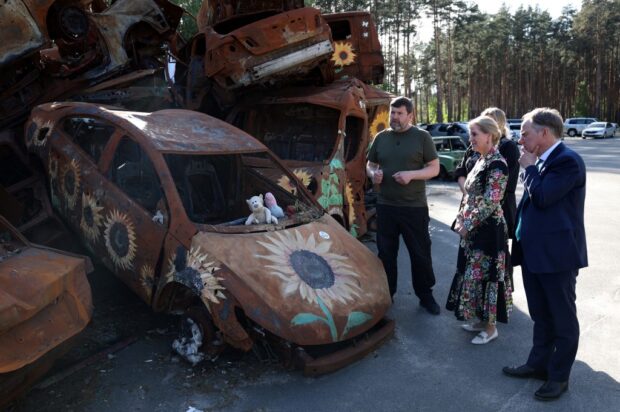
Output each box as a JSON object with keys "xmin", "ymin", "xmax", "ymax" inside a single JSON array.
[
  {"xmin": 563, "ymin": 117, "xmax": 597, "ymax": 137},
  {"xmin": 581, "ymin": 122, "xmax": 615, "ymax": 139}
]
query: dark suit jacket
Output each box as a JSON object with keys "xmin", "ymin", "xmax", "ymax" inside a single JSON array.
[{"xmin": 512, "ymin": 142, "xmax": 588, "ymax": 273}]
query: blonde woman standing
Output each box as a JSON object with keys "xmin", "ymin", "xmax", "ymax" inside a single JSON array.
[{"xmin": 446, "ymin": 116, "xmax": 513, "ymax": 344}]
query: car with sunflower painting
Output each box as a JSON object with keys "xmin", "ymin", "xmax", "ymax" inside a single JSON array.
[
  {"xmin": 228, "ymin": 78, "xmax": 391, "ymax": 238},
  {"xmin": 24, "ymin": 102, "xmax": 394, "ymax": 375},
  {"xmin": 324, "ymin": 11, "xmax": 384, "ymax": 84}
]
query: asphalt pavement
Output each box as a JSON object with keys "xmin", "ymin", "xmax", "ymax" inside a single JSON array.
[{"xmin": 8, "ymin": 136, "xmax": 620, "ymax": 412}]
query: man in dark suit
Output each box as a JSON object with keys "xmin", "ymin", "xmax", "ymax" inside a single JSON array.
[{"xmin": 503, "ymin": 108, "xmax": 588, "ymax": 401}]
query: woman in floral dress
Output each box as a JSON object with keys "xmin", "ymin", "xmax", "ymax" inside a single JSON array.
[{"xmin": 446, "ymin": 116, "xmax": 513, "ymax": 345}]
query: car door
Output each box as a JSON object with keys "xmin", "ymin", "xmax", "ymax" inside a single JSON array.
[{"xmin": 97, "ymin": 134, "xmax": 169, "ymax": 304}]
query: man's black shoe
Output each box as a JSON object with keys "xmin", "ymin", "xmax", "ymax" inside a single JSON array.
[
  {"xmin": 534, "ymin": 380, "xmax": 568, "ymax": 401},
  {"xmin": 420, "ymin": 297, "xmax": 440, "ymax": 315},
  {"xmin": 502, "ymin": 364, "xmax": 548, "ymax": 380}
]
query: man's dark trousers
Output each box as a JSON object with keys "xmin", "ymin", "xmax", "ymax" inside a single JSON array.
[
  {"xmin": 376, "ymin": 204, "xmax": 435, "ymax": 299},
  {"xmin": 521, "ymin": 256, "xmax": 579, "ymax": 382}
]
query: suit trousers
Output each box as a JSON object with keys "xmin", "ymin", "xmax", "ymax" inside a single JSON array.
[
  {"xmin": 522, "ymin": 257, "xmax": 579, "ymax": 382},
  {"xmin": 376, "ymin": 204, "xmax": 436, "ymax": 300}
]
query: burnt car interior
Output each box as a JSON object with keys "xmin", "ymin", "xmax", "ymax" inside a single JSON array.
[
  {"xmin": 236, "ymin": 104, "xmax": 339, "ymax": 162},
  {"xmin": 212, "ymin": 10, "xmax": 279, "ymax": 34},
  {"xmin": 63, "ymin": 116, "xmax": 116, "ymax": 163},
  {"xmin": 164, "ymin": 152, "xmax": 316, "ymax": 225},
  {"xmin": 109, "ymin": 137, "xmax": 164, "ymax": 214}
]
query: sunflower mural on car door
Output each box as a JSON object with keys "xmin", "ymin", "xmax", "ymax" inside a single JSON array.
[
  {"xmin": 61, "ymin": 158, "xmax": 81, "ymax": 210},
  {"xmin": 104, "ymin": 209, "xmax": 137, "ymax": 271},
  {"xmin": 257, "ymin": 229, "xmax": 372, "ymax": 341}
]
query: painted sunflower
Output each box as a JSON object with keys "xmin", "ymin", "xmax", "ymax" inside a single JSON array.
[
  {"xmin": 369, "ymin": 109, "xmax": 389, "ymax": 140},
  {"xmin": 104, "ymin": 209, "xmax": 137, "ymax": 271},
  {"xmin": 331, "ymin": 41, "xmax": 357, "ymax": 67},
  {"xmin": 165, "ymin": 246, "xmax": 226, "ymax": 307},
  {"xmin": 139, "ymin": 264, "xmax": 155, "ymax": 298},
  {"xmin": 62, "ymin": 158, "xmax": 81, "ymax": 209},
  {"xmin": 257, "ymin": 230, "xmax": 362, "ymax": 308},
  {"xmin": 277, "ymin": 169, "xmax": 313, "ymax": 193},
  {"xmin": 80, "ymin": 193, "xmax": 104, "ymax": 243}
]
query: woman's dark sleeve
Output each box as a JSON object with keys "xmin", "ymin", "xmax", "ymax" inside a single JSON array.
[
  {"xmin": 498, "ymin": 138, "xmax": 520, "ymax": 194},
  {"xmin": 454, "ymin": 145, "xmax": 474, "ymax": 179}
]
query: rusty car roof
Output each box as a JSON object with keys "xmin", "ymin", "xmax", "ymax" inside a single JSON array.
[{"xmin": 36, "ymin": 102, "xmax": 266, "ymax": 154}]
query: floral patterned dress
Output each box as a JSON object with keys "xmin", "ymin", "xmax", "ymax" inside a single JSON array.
[{"xmin": 446, "ymin": 147, "xmax": 513, "ymax": 324}]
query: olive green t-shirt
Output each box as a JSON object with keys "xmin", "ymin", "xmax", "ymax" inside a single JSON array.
[{"xmin": 368, "ymin": 126, "xmax": 438, "ymax": 207}]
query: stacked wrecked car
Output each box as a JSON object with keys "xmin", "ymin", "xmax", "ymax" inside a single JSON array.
[{"xmin": 1, "ymin": 0, "xmax": 395, "ymax": 401}]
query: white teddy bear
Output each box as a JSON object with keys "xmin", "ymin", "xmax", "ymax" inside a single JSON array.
[{"xmin": 245, "ymin": 194, "xmax": 278, "ymax": 225}]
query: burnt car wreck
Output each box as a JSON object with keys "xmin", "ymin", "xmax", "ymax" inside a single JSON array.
[{"xmin": 25, "ymin": 102, "xmax": 394, "ymax": 375}]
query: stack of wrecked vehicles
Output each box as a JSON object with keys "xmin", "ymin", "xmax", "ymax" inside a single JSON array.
[{"xmin": 0, "ymin": 0, "xmax": 396, "ymax": 397}]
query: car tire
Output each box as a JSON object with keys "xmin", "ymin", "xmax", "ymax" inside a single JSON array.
[
  {"xmin": 568, "ymin": 129, "xmax": 577, "ymax": 137},
  {"xmin": 177, "ymin": 304, "xmax": 222, "ymax": 358},
  {"xmin": 439, "ymin": 165, "xmax": 449, "ymax": 181}
]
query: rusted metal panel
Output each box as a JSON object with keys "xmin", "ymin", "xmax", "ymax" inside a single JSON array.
[
  {"xmin": 324, "ymin": 11, "xmax": 384, "ymax": 84},
  {"xmin": 0, "ymin": 215, "xmax": 93, "ymax": 407},
  {"xmin": 196, "ymin": 7, "xmax": 333, "ymax": 90},
  {"xmin": 0, "ymin": 0, "xmax": 45, "ymax": 66},
  {"xmin": 26, "ymin": 102, "xmax": 392, "ymax": 374}
]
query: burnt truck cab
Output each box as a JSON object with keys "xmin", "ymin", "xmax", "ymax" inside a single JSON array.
[
  {"xmin": 324, "ymin": 11, "xmax": 384, "ymax": 84},
  {"xmin": 25, "ymin": 102, "xmax": 393, "ymax": 375},
  {"xmin": 227, "ymin": 78, "xmax": 391, "ymax": 238}
]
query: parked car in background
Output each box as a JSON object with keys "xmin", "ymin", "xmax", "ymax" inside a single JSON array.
[
  {"xmin": 424, "ymin": 122, "xmax": 469, "ymax": 144},
  {"xmin": 581, "ymin": 122, "xmax": 615, "ymax": 139},
  {"xmin": 563, "ymin": 117, "xmax": 597, "ymax": 137},
  {"xmin": 508, "ymin": 123, "xmax": 521, "ymax": 142},
  {"xmin": 25, "ymin": 102, "xmax": 393, "ymax": 375},
  {"xmin": 432, "ymin": 136, "xmax": 467, "ymax": 180}
]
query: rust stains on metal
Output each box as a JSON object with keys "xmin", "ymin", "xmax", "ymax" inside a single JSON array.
[{"xmin": 0, "ymin": 215, "xmax": 93, "ymax": 408}]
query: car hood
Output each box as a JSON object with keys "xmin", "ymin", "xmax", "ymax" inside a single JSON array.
[{"xmin": 191, "ymin": 215, "xmax": 390, "ymax": 345}]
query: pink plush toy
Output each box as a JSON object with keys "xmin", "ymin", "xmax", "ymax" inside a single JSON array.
[{"xmin": 264, "ymin": 192, "xmax": 285, "ymax": 218}]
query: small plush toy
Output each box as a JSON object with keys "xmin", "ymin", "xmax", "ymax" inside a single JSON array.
[
  {"xmin": 245, "ymin": 194, "xmax": 278, "ymax": 225},
  {"xmin": 264, "ymin": 192, "xmax": 285, "ymax": 218}
]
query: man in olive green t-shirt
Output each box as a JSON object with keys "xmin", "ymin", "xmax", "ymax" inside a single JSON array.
[{"xmin": 367, "ymin": 96, "xmax": 440, "ymax": 314}]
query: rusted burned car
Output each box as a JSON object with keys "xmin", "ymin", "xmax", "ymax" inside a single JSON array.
[
  {"xmin": 197, "ymin": 0, "xmax": 305, "ymax": 29},
  {"xmin": 0, "ymin": 0, "xmax": 183, "ymax": 128},
  {"xmin": 184, "ymin": 6, "xmax": 333, "ymax": 112},
  {"xmin": 25, "ymin": 102, "xmax": 394, "ymax": 375},
  {"xmin": 227, "ymin": 78, "xmax": 391, "ymax": 238},
  {"xmin": 0, "ymin": 215, "xmax": 93, "ymax": 408},
  {"xmin": 324, "ymin": 11, "xmax": 384, "ymax": 84}
]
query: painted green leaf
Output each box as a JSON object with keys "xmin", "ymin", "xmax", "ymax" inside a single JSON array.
[
  {"xmin": 341, "ymin": 311, "xmax": 373, "ymax": 339},
  {"xmin": 316, "ymin": 296, "xmax": 338, "ymax": 341},
  {"xmin": 291, "ymin": 313, "xmax": 326, "ymax": 326},
  {"xmin": 330, "ymin": 158, "xmax": 344, "ymax": 170},
  {"xmin": 329, "ymin": 194, "xmax": 343, "ymax": 205},
  {"xmin": 317, "ymin": 195, "xmax": 329, "ymax": 208},
  {"xmin": 331, "ymin": 174, "xmax": 340, "ymax": 185},
  {"xmin": 321, "ymin": 179, "xmax": 331, "ymax": 194},
  {"xmin": 349, "ymin": 224, "xmax": 359, "ymax": 238}
]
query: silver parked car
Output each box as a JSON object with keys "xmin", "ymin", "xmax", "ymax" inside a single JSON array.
[
  {"xmin": 564, "ymin": 117, "xmax": 597, "ymax": 137},
  {"xmin": 581, "ymin": 122, "xmax": 615, "ymax": 139}
]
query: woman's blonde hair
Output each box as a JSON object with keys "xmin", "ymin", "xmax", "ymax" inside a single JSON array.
[
  {"xmin": 468, "ymin": 115, "xmax": 502, "ymax": 145},
  {"xmin": 481, "ymin": 107, "xmax": 510, "ymax": 139}
]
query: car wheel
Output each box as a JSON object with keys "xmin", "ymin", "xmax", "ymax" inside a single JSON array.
[
  {"xmin": 568, "ymin": 129, "xmax": 577, "ymax": 137},
  {"xmin": 439, "ymin": 165, "xmax": 449, "ymax": 181},
  {"xmin": 173, "ymin": 304, "xmax": 222, "ymax": 365}
]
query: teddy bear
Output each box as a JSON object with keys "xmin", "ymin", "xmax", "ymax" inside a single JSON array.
[
  {"xmin": 264, "ymin": 192, "xmax": 285, "ymax": 218},
  {"xmin": 245, "ymin": 194, "xmax": 278, "ymax": 225}
]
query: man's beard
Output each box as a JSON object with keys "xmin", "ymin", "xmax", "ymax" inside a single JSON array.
[{"xmin": 390, "ymin": 120, "xmax": 405, "ymax": 131}]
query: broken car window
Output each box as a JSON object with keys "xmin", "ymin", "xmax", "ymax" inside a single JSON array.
[
  {"xmin": 109, "ymin": 137, "xmax": 163, "ymax": 215},
  {"xmin": 63, "ymin": 117, "xmax": 116, "ymax": 163},
  {"xmin": 246, "ymin": 104, "xmax": 339, "ymax": 162}
]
